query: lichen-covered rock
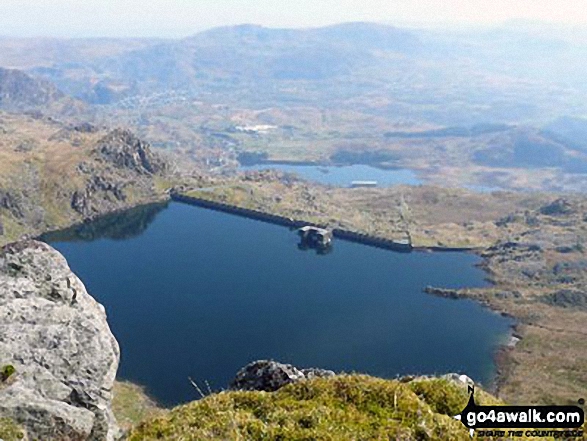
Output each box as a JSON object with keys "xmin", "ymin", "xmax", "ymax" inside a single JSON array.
[
  {"xmin": 230, "ymin": 360, "xmax": 335, "ymax": 392},
  {"xmin": 0, "ymin": 240, "xmax": 121, "ymax": 440}
]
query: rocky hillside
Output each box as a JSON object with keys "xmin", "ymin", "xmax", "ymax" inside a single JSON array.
[
  {"xmin": 471, "ymin": 127, "xmax": 587, "ymax": 174},
  {"xmin": 0, "ymin": 68, "xmax": 67, "ymax": 111},
  {"xmin": 0, "ymin": 112, "xmax": 174, "ymax": 245},
  {"xmin": 0, "ymin": 240, "xmax": 121, "ymax": 440}
]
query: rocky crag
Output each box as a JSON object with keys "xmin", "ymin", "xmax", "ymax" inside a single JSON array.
[
  {"xmin": 0, "ymin": 113, "xmax": 176, "ymax": 245},
  {"xmin": 0, "ymin": 240, "xmax": 121, "ymax": 440},
  {"xmin": 70, "ymin": 128, "xmax": 168, "ymax": 219},
  {"xmin": 230, "ymin": 360, "xmax": 473, "ymax": 393}
]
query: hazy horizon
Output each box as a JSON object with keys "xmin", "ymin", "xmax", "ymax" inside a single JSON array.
[{"xmin": 0, "ymin": 0, "xmax": 586, "ymax": 38}]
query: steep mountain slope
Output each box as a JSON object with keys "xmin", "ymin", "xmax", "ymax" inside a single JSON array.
[
  {"xmin": 470, "ymin": 127, "xmax": 587, "ymax": 173},
  {"xmin": 0, "ymin": 113, "xmax": 173, "ymax": 244},
  {"xmin": 0, "ymin": 68, "xmax": 64, "ymax": 109},
  {"xmin": 0, "ymin": 67, "xmax": 87, "ymax": 117}
]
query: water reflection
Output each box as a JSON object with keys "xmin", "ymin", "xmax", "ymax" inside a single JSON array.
[
  {"xmin": 297, "ymin": 240, "xmax": 333, "ymax": 255},
  {"xmin": 42, "ymin": 202, "xmax": 168, "ymax": 243},
  {"xmin": 46, "ymin": 202, "xmax": 512, "ymax": 406}
]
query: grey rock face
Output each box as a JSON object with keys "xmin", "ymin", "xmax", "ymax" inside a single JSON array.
[
  {"xmin": 231, "ymin": 360, "xmax": 335, "ymax": 392},
  {"xmin": 0, "ymin": 240, "xmax": 121, "ymax": 440},
  {"xmin": 71, "ymin": 175, "xmax": 127, "ymax": 217},
  {"xmin": 95, "ymin": 129, "xmax": 167, "ymax": 175},
  {"xmin": 0, "ymin": 190, "xmax": 26, "ymax": 219}
]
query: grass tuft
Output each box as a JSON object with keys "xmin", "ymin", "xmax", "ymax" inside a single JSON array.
[
  {"xmin": 0, "ymin": 365, "xmax": 16, "ymax": 382},
  {"xmin": 0, "ymin": 418, "xmax": 25, "ymax": 441},
  {"xmin": 128, "ymin": 375, "xmax": 476, "ymax": 440}
]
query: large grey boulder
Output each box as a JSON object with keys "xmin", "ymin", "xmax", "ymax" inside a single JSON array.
[
  {"xmin": 0, "ymin": 240, "xmax": 121, "ymax": 440},
  {"xmin": 231, "ymin": 360, "xmax": 335, "ymax": 392}
]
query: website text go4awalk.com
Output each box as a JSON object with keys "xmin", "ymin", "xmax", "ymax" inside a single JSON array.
[{"xmin": 455, "ymin": 387, "xmax": 585, "ymax": 438}]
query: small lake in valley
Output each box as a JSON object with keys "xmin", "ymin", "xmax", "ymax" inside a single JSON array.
[
  {"xmin": 238, "ymin": 163, "xmax": 507, "ymax": 192},
  {"xmin": 44, "ymin": 201, "xmax": 512, "ymax": 407},
  {"xmin": 239, "ymin": 163, "xmax": 422, "ymax": 187}
]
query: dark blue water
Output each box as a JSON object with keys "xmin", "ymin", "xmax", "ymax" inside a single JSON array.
[
  {"xmin": 240, "ymin": 164, "xmax": 422, "ymax": 187},
  {"xmin": 45, "ymin": 202, "xmax": 511, "ymax": 406}
]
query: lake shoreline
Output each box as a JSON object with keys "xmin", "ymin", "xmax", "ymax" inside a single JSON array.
[
  {"xmin": 36, "ymin": 199, "xmax": 170, "ymax": 242},
  {"xmin": 171, "ymin": 192, "xmax": 487, "ymax": 253},
  {"xmin": 39, "ymin": 193, "xmax": 519, "ymax": 404},
  {"xmin": 167, "ymin": 192, "xmax": 518, "ymax": 398},
  {"xmin": 238, "ymin": 162, "xmax": 423, "ymax": 187},
  {"xmin": 47, "ymin": 199, "xmax": 510, "ymax": 405},
  {"xmin": 240, "ymin": 159, "xmax": 413, "ymax": 171}
]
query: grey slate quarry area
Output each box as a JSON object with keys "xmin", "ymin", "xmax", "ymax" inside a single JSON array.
[{"xmin": 0, "ymin": 240, "xmax": 121, "ymax": 440}]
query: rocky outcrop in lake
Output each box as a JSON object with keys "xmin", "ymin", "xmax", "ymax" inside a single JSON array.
[{"xmin": 0, "ymin": 240, "xmax": 121, "ymax": 440}]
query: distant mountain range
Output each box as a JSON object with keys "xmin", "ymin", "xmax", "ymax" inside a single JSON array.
[
  {"xmin": 0, "ymin": 22, "xmax": 578, "ymax": 119},
  {"xmin": 39, "ymin": 22, "xmax": 420, "ymax": 104},
  {"xmin": 471, "ymin": 126, "xmax": 587, "ymax": 173},
  {"xmin": 0, "ymin": 22, "xmax": 587, "ymax": 188}
]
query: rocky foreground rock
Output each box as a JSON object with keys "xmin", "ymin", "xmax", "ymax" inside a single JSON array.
[
  {"xmin": 230, "ymin": 360, "xmax": 474, "ymax": 394},
  {"xmin": 0, "ymin": 240, "xmax": 121, "ymax": 440},
  {"xmin": 230, "ymin": 360, "xmax": 336, "ymax": 392}
]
